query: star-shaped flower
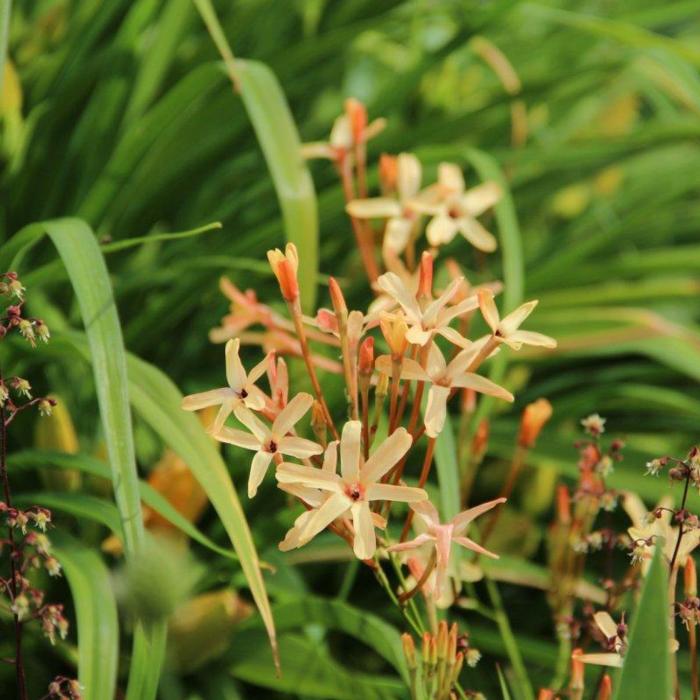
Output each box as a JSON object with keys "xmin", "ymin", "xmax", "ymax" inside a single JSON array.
[
  {"xmin": 346, "ymin": 153, "xmax": 422, "ymax": 255},
  {"xmin": 387, "ymin": 497, "xmax": 505, "ymax": 599},
  {"xmin": 377, "ymin": 271, "xmax": 478, "ymax": 348},
  {"xmin": 376, "ymin": 341, "xmax": 512, "ymax": 437},
  {"xmin": 411, "ymin": 163, "xmax": 501, "ymax": 252},
  {"xmin": 276, "ymin": 421, "xmax": 426, "ymax": 559},
  {"xmin": 477, "ymin": 289, "xmax": 557, "ymax": 350},
  {"xmin": 181, "ymin": 339, "xmax": 268, "ymax": 433},
  {"xmin": 213, "ymin": 393, "xmax": 322, "ymax": 497}
]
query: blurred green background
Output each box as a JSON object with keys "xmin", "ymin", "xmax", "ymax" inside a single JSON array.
[{"xmin": 1, "ymin": 0, "xmax": 699, "ymax": 698}]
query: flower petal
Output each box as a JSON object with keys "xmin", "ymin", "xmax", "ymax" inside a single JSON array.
[
  {"xmin": 273, "ymin": 392, "xmax": 314, "ymax": 436},
  {"xmin": 340, "ymin": 420, "xmax": 362, "ymax": 482},
  {"xmin": 213, "ymin": 426, "xmax": 261, "ymax": 451},
  {"xmin": 437, "ymin": 295, "xmax": 480, "ymax": 326},
  {"xmin": 594, "ymin": 611, "xmax": 618, "ymax": 639},
  {"xmin": 424, "ymin": 385, "xmax": 450, "ymax": 438},
  {"xmin": 181, "ymin": 387, "xmax": 232, "ymax": 412},
  {"xmin": 383, "ymin": 217, "xmax": 413, "ymax": 255},
  {"xmin": 499, "ymin": 300, "xmax": 538, "ymax": 336},
  {"xmin": 458, "ymin": 217, "xmax": 497, "ymax": 253},
  {"xmin": 449, "ymin": 373, "xmax": 513, "ymax": 402},
  {"xmin": 452, "ymin": 497, "xmax": 506, "ymax": 534},
  {"xmin": 233, "ymin": 406, "xmax": 270, "ymax": 443},
  {"xmin": 422, "ymin": 277, "xmax": 463, "ymax": 327},
  {"xmin": 298, "ymin": 493, "xmax": 351, "ymax": 545},
  {"xmin": 377, "ymin": 355, "xmax": 430, "ymax": 383},
  {"xmin": 242, "ymin": 385, "xmax": 267, "ymax": 411},
  {"xmin": 248, "ymin": 451, "xmax": 273, "ymax": 498},
  {"xmin": 461, "ymin": 181, "xmax": 501, "ymax": 216},
  {"xmin": 426, "ymin": 214, "xmax": 458, "ymax": 246},
  {"xmin": 377, "ymin": 272, "xmax": 422, "ymax": 323},
  {"xmin": 508, "ymin": 329, "xmax": 557, "ymax": 349},
  {"xmin": 436, "ymin": 326, "xmax": 471, "ymax": 349},
  {"xmin": 386, "ymin": 532, "xmax": 434, "ymax": 553},
  {"xmin": 279, "ymin": 435, "xmax": 324, "ymax": 458},
  {"xmin": 405, "ymin": 325, "xmax": 433, "ymax": 347},
  {"xmin": 365, "ymin": 483, "xmax": 427, "ymax": 503},
  {"xmin": 477, "ymin": 289, "xmax": 500, "ymax": 333},
  {"xmin": 577, "ymin": 652, "xmax": 623, "ymax": 669},
  {"xmin": 346, "ymin": 197, "xmax": 402, "ymax": 220},
  {"xmin": 453, "ymin": 535, "xmax": 499, "ymax": 559},
  {"xmin": 362, "ymin": 428, "xmax": 413, "ymax": 484},
  {"xmin": 351, "ymin": 501, "xmax": 376, "ymax": 559},
  {"xmin": 322, "ymin": 441, "xmax": 339, "ymax": 473},
  {"xmin": 410, "ymin": 499, "xmax": 442, "ymax": 529},
  {"xmin": 425, "ymin": 343, "xmax": 447, "ymax": 378},
  {"xmin": 211, "ymin": 400, "xmax": 235, "ymax": 433},
  {"xmin": 247, "ymin": 353, "xmax": 271, "ymax": 385},
  {"xmin": 438, "ymin": 163, "xmax": 465, "ymax": 194},
  {"xmin": 225, "ymin": 338, "xmax": 247, "ymax": 390},
  {"xmin": 397, "ymin": 153, "xmax": 422, "ymax": 199},
  {"xmin": 276, "ymin": 463, "xmax": 342, "ymax": 493}
]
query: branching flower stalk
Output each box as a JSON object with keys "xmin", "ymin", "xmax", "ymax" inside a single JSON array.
[{"xmin": 0, "ymin": 273, "xmax": 78, "ymax": 700}]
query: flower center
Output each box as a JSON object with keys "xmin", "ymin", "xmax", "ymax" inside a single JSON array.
[
  {"xmin": 267, "ymin": 440, "xmax": 278, "ymax": 453},
  {"xmin": 344, "ymin": 483, "xmax": 364, "ymax": 502},
  {"xmin": 238, "ymin": 388, "xmax": 249, "ymax": 399},
  {"xmin": 447, "ymin": 207, "xmax": 460, "ymax": 219}
]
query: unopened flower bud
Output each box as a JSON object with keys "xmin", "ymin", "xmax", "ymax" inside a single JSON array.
[
  {"xmin": 686, "ymin": 556, "xmax": 698, "ymax": 597},
  {"xmin": 570, "ymin": 649, "xmax": 585, "ymax": 691},
  {"xmin": 471, "ymin": 419, "xmax": 489, "ymax": 460},
  {"xmin": 267, "ymin": 244, "xmax": 299, "ymax": 303},
  {"xmin": 11, "ymin": 593, "xmax": 29, "ymax": 621},
  {"xmin": 359, "ymin": 337, "xmax": 374, "ymax": 377},
  {"xmin": 401, "ymin": 633, "xmax": 417, "ymax": 670},
  {"xmin": 556, "ymin": 485, "xmax": 571, "ymax": 525},
  {"xmin": 597, "ymin": 674, "xmax": 612, "ymax": 700},
  {"xmin": 328, "ymin": 277, "xmax": 347, "ymax": 317},
  {"xmin": 418, "ymin": 252, "xmax": 433, "ymax": 299},
  {"xmin": 379, "ymin": 154, "xmax": 398, "ymax": 193},
  {"xmin": 518, "ymin": 398, "xmax": 552, "ymax": 448},
  {"xmin": 345, "ymin": 98, "xmax": 367, "ymax": 144},
  {"xmin": 379, "ymin": 314, "xmax": 408, "ymax": 358}
]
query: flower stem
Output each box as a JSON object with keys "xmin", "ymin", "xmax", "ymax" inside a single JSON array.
[{"xmin": 0, "ymin": 399, "xmax": 27, "ymax": 700}]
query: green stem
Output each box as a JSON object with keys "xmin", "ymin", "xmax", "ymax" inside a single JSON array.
[{"xmin": 484, "ymin": 577, "xmax": 535, "ymax": 700}]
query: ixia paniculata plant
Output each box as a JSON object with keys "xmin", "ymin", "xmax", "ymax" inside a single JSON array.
[
  {"xmin": 183, "ymin": 99, "xmax": 557, "ymax": 699},
  {"xmin": 0, "ymin": 274, "xmax": 80, "ymax": 700}
]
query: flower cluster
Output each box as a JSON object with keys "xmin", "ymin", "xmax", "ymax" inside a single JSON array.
[{"xmin": 46, "ymin": 676, "xmax": 83, "ymax": 700}]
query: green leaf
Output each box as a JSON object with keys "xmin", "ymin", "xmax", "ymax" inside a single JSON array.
[
  {"xmin": 0, "ymin": 0, "xmax": 10, "ymax": 97},
  {"xmin": 193, "ymin": 0, "xmax": 319, "ymax": 311},
  {"xmin": 497, "ymin": 665, "xmax": 514, "ymax": 700},
  {"xmin": 10, "ymin": 449, "xmax": 237, "ymax": 561},
  {"xmin": 101, "ymin": 221, "xmax": 222, "ymax": 253},
  {"xmin": 7, "ymin": 218, "xmax": 165, "ymax": 698},
  {"xmin": 52, "ymin": 533, "xmax": 119, "ymax": 700},
  {"xmin": 613, "ymin": 545, "xmax": 672, "ymax": 700}
]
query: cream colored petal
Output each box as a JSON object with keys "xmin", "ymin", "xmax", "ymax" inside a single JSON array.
[
  {"xmin": 300, "ymin": 142, "xmax": 335, "ymax": 160},
  {"xmin": 329, "ymin": 114, "xmax": 352, "ymax": 149},
  {"xmin": 276, "ymin": 463, "xmax": 343, "ymax": 493},
  {"xmin": 457, "ymin": 217, "xmax": 498, "ymax": 253},
  {"xmin": 461, "ymin": 181, "xmax": 501, "ymax": 216},
  {"xmin": 436, "ymin": 326, "xmax": 472, "ymax": 349},
  {"xmin": 397, "ymin": 357, "xmax": 433, "ymax": 382},
  {"xmin": 425, "ymin": 343, "xmax": 447, "ymax": 378},
  {"xmin": 449, "ymin": 373, "xmax": 513, "ymax": 402},
  {"xmin": 477, "ymin": 289, "xmax": 500, "ymax": 333},
  {"xmin": 212, "ymin": 401, "xmax": 235, "ymax": 433},
  {"xmin": 340, "ymin": 420, "xmax": 363, "ymax": 482},
  {"xmin": 434, "ymin": 527, "xmax": 454, "ymax": 598},
  {"xmin": 248, "ymin": 451, "xmax": 273, "ymax": 498},
  {"xmin": 445, "ymin": 343, "xmax": 481, "ymax": 379},
  {"xmin": 508, "ymin": 329, "xmax": 557, "ymax": 349},
  {"xmin": 594, "ymin": 611, "xmax": 618, "ymax": 639},
  {"xmin": 371, "ymin": 512, "xmax": 387, "ymax": 529},
  {"xmin": 438, "ymin": 163, "xmax": 465, "ymax": 194},
  {"xmin": 386, "ymin": 532, "xmax": 433, "ymax": 553},
  {"xmin": 377, "ymin": 272, "xmax": 422, "ymax": 322},
  {"xmin": 242, "ymin": 385, "xmax": 266, "ymax": 411},
  {"xmin": 181, "ymin": 387, "xmax": 231, "ymax": 412},
  {"xmin": 621, "ymin": 491, "xmax": 649, "ymax": 529},
  {"xmin": 383, "ymin": 217, "xmax": 413, "ymax": 255},
  {"xmin": 452, "ymin": 497, "xmax": 506, "ymax": 534},
  {"xmin": 423, "ymin": 277, "xmax": 464, "ymax": 327},
  {"xmin": 577, "ymin": 653, "xmax": 623, "ymax": 668},
  {"xmin": 277, "ymin": 482, "xmax": 325, "ymax": 509},
  {"xmin": 362, "ymin": 428, "xmax": 413, "ymax": 484},
  {"xmin": 279, "ymin": 509, "xmax": 316, "ymax": 551},
  {"xmin": 424, "ymin": 385, "xmax": 450, "ymax": 438},
  {"xmin": 405, "ymin": 325, "xmax": 433, "ymax": 347},
  {"xmin": 273, "ymin": 392, "xmax": 314, "ymax": 436},
  {"xmin": 225, "ymin": 339, "xmax": 247, "ymax": 390},
  {"xmin": 397, "ymin": 153, "xmax": 422, "ymax": 199},
  {"xmin": 365, "ymin": 483, "xmax": 427, "ymax": 503},
  {"xmin": 213, "ymin": 426, "xmax": 261, "ymax": 451},
  {"xmin": 410, "ymin": 499, "xmax": 442, "ymax": 529},
  {"xmin": 247, "ymin": 353, "xmax": 270, "ymax": 385},
  {"xmin": 322, "ymin": 441, "xmax": 339, "ymax": 473},
  {"xmin": 233, "ymin": 406, "xmax": 270, "ymax": 443},
  {"xmin": 426, "ymin": 214, "xmax": 458, "ymax": 246},
  {"xmin": 346, "ymin": 197, "xmax": 402, "ymax": 219},
  {"xmin": 351, "ymin": 501, "xmax": 376, "ymax": 559},
  {"xmin": 453, "ymin": 535, "xmax": 499, "ymax": 559},
  {"xmin": 437, "ymin": 295, "xmax": 480, "ymax": 326},
  {"xmin": 499, "ymin": 300, "xmax": 538, "ymax": 336},
  {"xmin": 279, "ymin": 435, "xmax": 324, "ymax": 459},
  {"xmin": 298, "ymin": 493, "xmax": 351, "ymax": 545}
]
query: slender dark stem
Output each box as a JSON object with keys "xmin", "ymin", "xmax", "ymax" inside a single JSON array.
[
  {"xmin": 670, "ymin": 470, "xmax": 691, "ymax": 572},
  {"xmin": 0, "ymin": 399, "xmax": 27, "ymax": 699}
]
